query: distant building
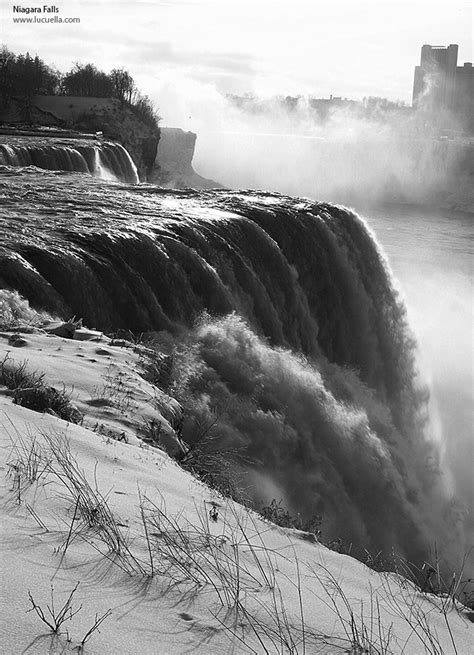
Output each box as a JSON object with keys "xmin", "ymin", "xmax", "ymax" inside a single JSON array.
[{"xmin": 413, "ymin": 44, "xmax": 474, "ymax": 133}]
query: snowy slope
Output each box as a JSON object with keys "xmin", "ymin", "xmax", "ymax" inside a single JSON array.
[{"xmin": 0, "ymin": 330, "xmax": 472, "ymax": 654}]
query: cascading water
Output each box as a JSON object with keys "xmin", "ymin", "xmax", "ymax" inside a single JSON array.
[
  {"xmin": 0, "ymin": 140, "xmax": 139, "ymax": 183},
  {"xmin": 93, "ymin": 147, "xmax": 118, "ymax": 181},
  {"xmin": 93, "ymin": 143, "xmax": 139, "ymax": 183},
  {"xmin": 0, "ymin": 167, "xmax": 466, "ymax": 572}
]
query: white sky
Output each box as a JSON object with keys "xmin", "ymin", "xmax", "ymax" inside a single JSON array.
[{"xmin": 2, "ymin": 0, "xmax": 473, "ymax": 106}]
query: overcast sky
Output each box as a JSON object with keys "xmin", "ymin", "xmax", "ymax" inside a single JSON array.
[{"xmin": 2, "ymin": 0, "xmax": 472, "ymax": 116}]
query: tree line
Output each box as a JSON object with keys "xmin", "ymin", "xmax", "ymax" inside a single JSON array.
[{"xmin": 0, "ymin": 46, "xmax": 159, "ymax": 129}]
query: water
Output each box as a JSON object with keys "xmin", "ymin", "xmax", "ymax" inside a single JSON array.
[
  {"xmin": 0, "ymin": 139, "xmax": 139, "ymax": 184},
  {"xmin": 364, "ymin": 205, "xmax": 473, "ymax": 544},
  {"xmin": 0, "ymin": 166, "xmax": 471, "ymax": 574}
]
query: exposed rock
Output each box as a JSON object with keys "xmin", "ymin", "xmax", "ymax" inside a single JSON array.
[
  {"xmin": 73, "ymin": 328, "xmax": 104, "ymax": 341},
  {"xmin": 156, "ymin": 127, "xmax": 196, "ymax": 176},
  {"xmin": 46, "ymin": 320, "xmax": 81, "ymax": 339},
  {"xmin": 151, "ymin": 127, "xmax": 222, "ymax": 189},
  {"xmin": 7, "ymin": 334, "xmax": 28, "ymax": 347}
]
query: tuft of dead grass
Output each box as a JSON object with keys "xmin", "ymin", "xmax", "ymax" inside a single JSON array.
[
  {"xmin": 1, "ymin": 354, "xmax": 83, "ymax": 424},
  {"xmin": 5, "ymin": 428, "xmax": 469, "ymax": 654}
]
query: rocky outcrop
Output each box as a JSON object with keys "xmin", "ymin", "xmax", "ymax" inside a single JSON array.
[
  {"xmin": 150, "ymin": 127, "xmax": 222, "ymax": 189},
  {"xmin": 1, "ymin": 96, "xmax": 159, "ymax": 180},
  {"xmin": 156, "ymin": 127, "xmax": 196, "ymax": 176}
]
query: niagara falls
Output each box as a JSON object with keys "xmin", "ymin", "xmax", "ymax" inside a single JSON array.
[{"xmin": 0, "ymin": 2, "xmax": 472, "ymax": 653}]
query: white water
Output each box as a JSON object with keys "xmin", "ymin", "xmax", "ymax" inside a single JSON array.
[
  {"xmin": 365, "ymin": 206, "xmax": 473, "ymax": 548},
  {"xmin": 115, "ymin": 144, "xmax": 140, "ymax": 185},
  {"xmin": 192, "ymin": 114, "xmax": 473, "ymax": 557},
  {"xmin": 93, "ymin": 149, "xmax": 120, "ymax": 182},
  {"xmin": 189, "ymin": 108, "xmax": 472, "ymax": 533}
]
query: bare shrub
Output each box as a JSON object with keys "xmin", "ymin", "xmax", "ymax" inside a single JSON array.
[
  {"xmin": 28, "ymin": 582, "xmax": 82, "ymax": 635},
  {"xmin": 260, "ymin": 499, "xmax": 322, "ymax": 537},
  {"xmin": 27, "ymin": 581, "xmax": 111, "ymax": 649}
]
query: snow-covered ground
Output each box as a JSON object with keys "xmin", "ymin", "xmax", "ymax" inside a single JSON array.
[{"xmin": 1, "ymin": 328, "xmax": 473, "ymax": 654}]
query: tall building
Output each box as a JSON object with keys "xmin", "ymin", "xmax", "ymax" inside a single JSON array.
[{"xmin": 413, "ymin": 44, "xmax": 474, "ymax": 133}]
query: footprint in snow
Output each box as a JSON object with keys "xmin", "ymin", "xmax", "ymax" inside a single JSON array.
[{"xmin": 178, "ymin": 613, "xmax": 220, "ymax": 636}]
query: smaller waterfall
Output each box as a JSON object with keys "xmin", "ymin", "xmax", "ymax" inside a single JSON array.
[
  {"xmin": 93, "ymin": 148, "xmax": 118, "ymax": 182},
  {"xmin": 0, "ymin": 141, "xmax": 139, "ymax": 184},
  {"xmin": 94, "ymin": 143, "xmax": 139, "ymax": 184},
  {"xmin": 0, "ymin": 144, "xmax": 21, "ymax": 166}
]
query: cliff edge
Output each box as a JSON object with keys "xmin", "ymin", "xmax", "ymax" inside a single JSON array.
[{"xmin": 151, "ymin": 127, "xmax": 222, "ymax": 189}]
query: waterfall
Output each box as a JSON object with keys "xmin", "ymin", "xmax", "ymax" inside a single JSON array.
[
  {"xmin": 0, "ymin": 141, "xmax": 139, "ymax": 183},
  {"xmin": 0, "ymin": 168, "xmax": 464, "ymax": 569},
  {"xmin": 93, "ymin": 143, "xmax": 139, "ymax": 184}
]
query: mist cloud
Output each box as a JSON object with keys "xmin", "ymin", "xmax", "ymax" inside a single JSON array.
[{"xmin": 151, "ymin": 81, "xmax": 473, "ymax": 212}]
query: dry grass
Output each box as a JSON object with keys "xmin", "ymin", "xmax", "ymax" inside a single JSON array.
[
  {"xmin": 1, "ymin": 355, "xmax": 83, "ymax": 424},
  {"xmin": 4, "ymin": 428, "xmax": 467, "ymax": 654},
  {"xmin": 90, "ymin": 361, "xmax": 137, "ymax": 415}
]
